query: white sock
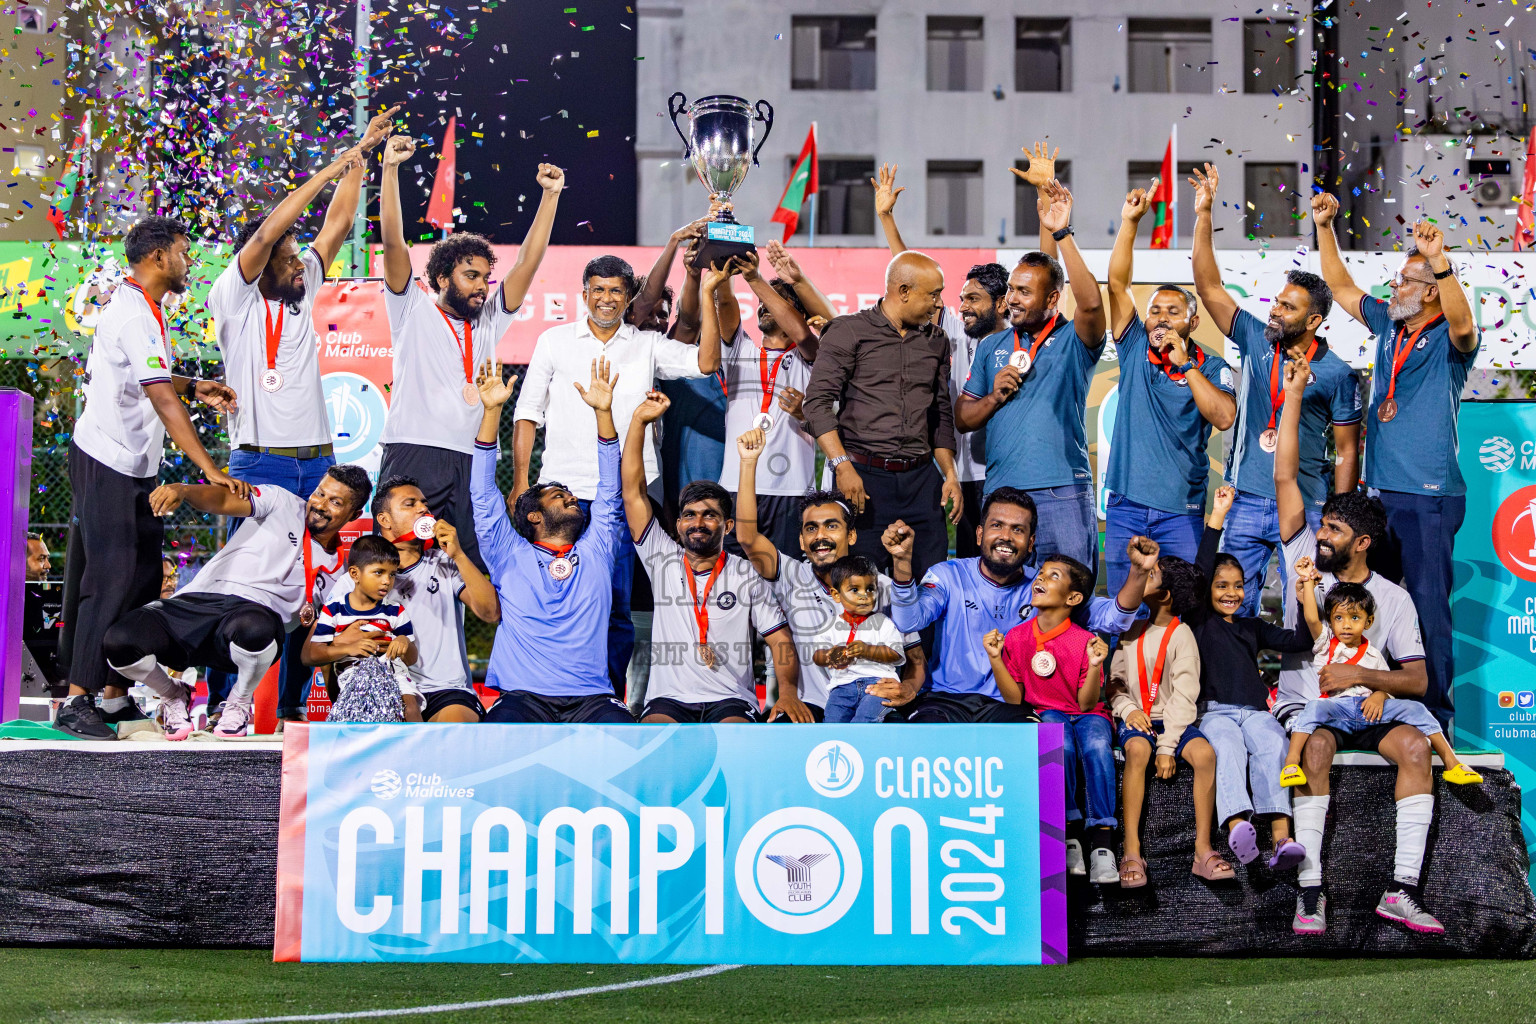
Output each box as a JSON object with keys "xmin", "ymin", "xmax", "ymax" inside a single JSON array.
[
  {"xmin": 228, "ymin": 641, "xmax": 279, "ymax": 705},
  {"xmin": 108, "ymin": 654, "xmax": 183, "ymax": 699},
  {"xmin": 100, "ymin": 696, "xmax": 129, "ymax": 712},
  {"xmin": 1294, "ymin": 794, "xmax": 1330, "ymax": 888},
  {"xmin": 1393, "ymin": 793, "xmax": 1435, "ymax": 887}
]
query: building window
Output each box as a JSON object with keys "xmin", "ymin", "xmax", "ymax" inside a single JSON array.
[
  {"xmin": 791, "ymin": 16, "xmax": 877, "ymax": 90},
  {"xmin": 791, "ymin": 157, "xmax": 875, "ymax": 236},
  {"xmin": 927, "ymin": 161, "xmax": 983, "ymax": 237},
  {"xmin": 1127, "ymin": 160, "xmax": 1201, "ymax": 239},
  {"xmin": 1014, "ymin": 160, "xmax": 1071, "ymax": 237},
  {"xmin": 1015, "ymin": 19, "xmax": 1070, "ymax": 92},
  {"xmin": 1245, "ymin": 163, "xmax": 1301, "ymax": 237},
  {"xmin": 1128, "ymin": 19, "xmax": 1212, "ymax": 93},
  {"xmin": 927, "ymin": 16, "xmax": 984, "ymax": 92},
  {"xmin": 15, "ymin": 5, "xmax": 47, "ymax": 32},
  {"xmin": 1245, "ymin": 20, "xmax": 1297, "ymax": 93}
]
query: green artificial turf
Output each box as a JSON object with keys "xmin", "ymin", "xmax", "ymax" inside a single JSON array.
[{"xmin": 3, "ymin": 950, "xmax": 1534, "ymax": 1024}]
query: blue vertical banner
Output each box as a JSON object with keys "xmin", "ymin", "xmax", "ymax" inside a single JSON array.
[
  {"xmin": 275, "ymin": 723, "xmax": 1067, "ymax": 964},
  {"xmin": 1452, "ymin": 401, "xmax": 1536, "ymax": 880}
]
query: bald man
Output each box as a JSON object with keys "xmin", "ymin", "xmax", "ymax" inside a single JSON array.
[{"xmin": 803, "ymin": 250, "xmax": 963, "ymax": 586}]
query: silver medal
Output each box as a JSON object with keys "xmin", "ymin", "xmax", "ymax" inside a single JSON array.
[
  {"xmin": 549, "ymin": 555, "xmax": 574, "ymax": 580},
  {"xmin": 1008, "ymin": 350, "xmax": 1033, "ymax": 373},
  {"xmin": 412, "ymin": 514, "xmax": 437, "ymax": 540},
  {"xmin": 261, "ymin": 369, "xmax": 284, "ymax": 393},
  {"xmin": 752, "ymin": 412, "xmax": 774, "ymax": 432}
]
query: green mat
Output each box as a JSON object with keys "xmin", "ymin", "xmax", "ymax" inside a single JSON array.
[{"xmin": 0, "ymin": 720, "xmax": 83, "ymax": 741}]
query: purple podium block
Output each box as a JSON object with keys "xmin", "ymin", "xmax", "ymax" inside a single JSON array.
[{"xmin": 0, "ymin": 390, "xmax": 33, "ymax": 722}]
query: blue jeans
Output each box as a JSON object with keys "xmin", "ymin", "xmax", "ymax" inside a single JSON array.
[
  {"xmin": 1292, "ymin": 693, "xmax": 1442, "ymax": 739},
  {"xmin": 1198, "ymin": 701, "xmax": 1291, "ymax": 825},
  {"xmin": 1038, "ymin": 709, "xmax": 1117, "ymax": 828},
  {"xmin": 1219, "ymin": 491, "xmax": 1323, "ymax": 618},
  {"xmin": 824, "ymin": 677, "xmax": 890, "ymax": 723},
  {"xmin": 577, "ymin": 498, "xmax": 634, "ymax": 698},
  {"xmin": 1016, "ymin": 482, "xmax": 1098, "ymax": 575},
  {"xmin": 220, "ymin": 448, "xmax": 337, "ymax": 718},
  {"xmin": 1103, "ymin": 494, "xmax": 1202, "ymax": 601},
  {"xmin": 1371, "ymin": 489, "xmax": 1463, "ymax": 728}
]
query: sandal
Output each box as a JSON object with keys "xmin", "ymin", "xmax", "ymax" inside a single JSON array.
[
  {"xmin": 1192, "ymin": 850, "xmax": 1235, "ymax": 881},
  {"xmin": 1268, "ymin": 838, "xmax": 1306, "ymax": 871},
  {"xmin": 1227, "ymin": 819, "xmax": 1260, "ymax": 864},
  {"xmin": 1118, "ymin": 854, "xmax": 1148, "ymax": 888},
  {"xmin": 1443, "ymin": 763, "xmax": 1483, "ymax": 785},
  {"xmin": 1280, "ymin": 763, "xmax": 1307, "ymax": 787}
]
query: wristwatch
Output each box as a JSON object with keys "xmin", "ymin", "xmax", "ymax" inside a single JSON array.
[
  {"xmin": 1052, "ymin": 225, "xmax": 1074, "ymax": 241},
  {"xmin": 827, "ymin": 455, "xmax": 851, "ymax": 472},
  {"xmin": 182, "ymin": 378, "xmax": 201, "ymax": 398},
  {"xmin": 1433, "ymin": 265, "xmax": 1454, "ymax": 280},
  {"xmin": 1176, "ymin": 360, "xmax": 1197, "ymax": 375}
]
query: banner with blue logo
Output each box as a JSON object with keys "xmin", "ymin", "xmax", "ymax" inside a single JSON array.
[
  {"xmin": 1452, "ymin": 401, "xmax": 1536, "ymax": 880},
  {"xmin": 274, "ymin": 723, "xmax": 1067, "ymax": 964}
]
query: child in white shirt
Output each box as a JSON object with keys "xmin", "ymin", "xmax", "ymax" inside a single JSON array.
[{"xmin": 813, "ymin": 556, "xmax": 905, "ymax": 723}]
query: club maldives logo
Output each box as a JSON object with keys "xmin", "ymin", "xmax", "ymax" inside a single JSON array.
[
  {"xmin": 806, "ymin": 740, "xmax": 862, "ymax": 798},
  {"xmin": 1491, "ymin": 485, "xmax": 1536, "ymax": 583},
  {"xmin": 1480, "ymin": 436, "xmax": 1517, "ymax": 473},
  {"xmin": 370, "ymin": 769, "xmax": 402, "ymax": 800}
]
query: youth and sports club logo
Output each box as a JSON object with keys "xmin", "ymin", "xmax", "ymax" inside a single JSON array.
[
  {"xmin": 1480, "ymin": 436, "xmax": 1517, "ymax": 473},
  {"xmin": 1491, "ymin": 485, "xmax": 1536, "ymax": 583},
  {"xmin": 735, "ymin": 807, "xmax": 862, "ymax": 933},
  {"xmin": 805, "ymin": 740, "xmax": 862, "ymax": 798}
]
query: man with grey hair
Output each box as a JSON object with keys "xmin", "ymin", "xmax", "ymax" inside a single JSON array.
[{"xmin": 803, "ymin": 249, "xmax": 963, "ymax": 586}]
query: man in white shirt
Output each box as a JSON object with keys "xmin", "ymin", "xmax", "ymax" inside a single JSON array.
[
  {"xmin": 206, "ymin": 108, "xmax": 395, "ymax": 724},
  {"xmin": 101, "ymin": 464, "xmax": 372, "ymax": 739},
  {"xmin": 55, "ymin": 216, "xmax": 244, "ymax": 741},
  {"xmin": 512, "ymin": 254, "xmax": 721, "ymax": 694},
  {"xmin": 623, "ymin": 393, "xmax": 795, "ymax": 722},
  {"xmin": 375, "ymin": 133, "xmax": 564, "ymax": 573}
]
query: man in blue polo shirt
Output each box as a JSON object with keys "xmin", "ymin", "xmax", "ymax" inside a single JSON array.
[
  {"xmin": 955, "ymin": 180, "xmax": 1107, "ymax": 571},
  {"xmin": 1101, "ymin": 179, "xmax": 1237, "ymax": 597},
  {"xmin": 470, "ymin": 356, "xmax": 633, "ymax": 723},
  {"xmin": 1313, "ymin": 194, "xmax": 1479, "ymax": 727},
  {"xmin": 877, "ymin": 487, "xmax": 1158, "ymax": 720},
  {"xmin": 1190, "ymin": 164, "xmax": 1362, "ymax": 615}
]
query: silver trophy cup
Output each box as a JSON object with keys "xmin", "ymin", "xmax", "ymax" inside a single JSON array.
[{"xmin": 668, "ymin": 92, "xmax": 774, "ymax": 267}]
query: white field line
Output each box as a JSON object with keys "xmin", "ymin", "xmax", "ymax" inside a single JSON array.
[{"xmin": 147, "ymin": 964, "xmax": 744, "ymax": 1024}]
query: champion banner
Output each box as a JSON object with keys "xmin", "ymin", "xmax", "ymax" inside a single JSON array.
[
  {"xmin": 1452, "ymin": 401, "xmax": 1536, "ymax": 882},
  {"xmin": 274, "ymin": 723, "xmax": 1067, "ymax": 964}
]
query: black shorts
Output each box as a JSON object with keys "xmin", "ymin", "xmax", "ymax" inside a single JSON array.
[
  {"xmin": 421, "ymin": 688, "xmax": 485, "ymax": 721},
  {"xmin": 106, "ymin": 594, "xmax": 284, "ymax": 675},
  {"xmin": 769, "ymin": 702, "xmax": 826, "ymax": 723},
  {"xmin": 1314, "ymin": 721, "xmax": 1416, "ymax": 755},
  {"xmin": 484, "ymin": 690, "xmax": 635, "ymax": 724},
  {"xmin": 905, "ymin": 692, "xmax": 1038, "ymax": 724},
  {"xmin": 642, "ymin": 697, "xmax": 762, "ymax": 723}
]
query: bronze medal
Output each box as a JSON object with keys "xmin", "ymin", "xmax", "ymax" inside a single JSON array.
[
  {"xmin": 299, "ymin": 601, "xmax": 316, "ymax": 628},
  {"xmin": 696, "ymin": 641, "xmax": 716, "ymax": 669},
  {"xmin": 1259, "ymin": 428, "xmax": 1279, "ymax": 453},
  {"xmin": 1378, "ymin": 397, "xmax": 1398, "ymax": 423},
  {"xmin": 1031, "ymin": 650, "xmax": 1057, "ymax": 677}
]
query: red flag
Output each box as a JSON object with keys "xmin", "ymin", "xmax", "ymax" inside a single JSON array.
[
  {"xmin": 770, "ymin": 124, "xmax": 819, "ymax": 242},
  {"xmin": 1150, "ymin": 135, "xmax": 1175, "ymax": 250},
  {"xmin": 1515, "ymin": 131, "xmax": 1535, "ymax": 252},
  {"xmin": 425, "ymin": 116, "xmax": 457, "ymax": 234}
]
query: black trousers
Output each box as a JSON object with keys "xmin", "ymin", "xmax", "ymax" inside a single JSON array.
[
  {"xmin": 954, "ymin": 479, "xmax": 984, "ymax": 559},
  {"xmin": 103, "ymin": 594, "xmax": 284, "ymax": 675},
  {"xmin": 725, "ymin": 492, "xmax": 802, "ymax": 561},
  {"xmin": 60, "ymin": 444, "xmax": 163, "ymax": 694},
  {"xmin": 378, "ymin": 443, "xmax": 484, "ymax": 573},
  {"xmin": 848, "ymin": 461, "xmax": 948, "ymax": 585}
]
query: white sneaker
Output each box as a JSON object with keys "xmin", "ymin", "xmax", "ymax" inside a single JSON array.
[
  {"xmin": 1089, "ymin": 847, "xmax": 1119, "ymax": 884},
  {"xmin": 213, "ymin": 699, "xmax": 253, "ymax": 738},
  {"xmin": 1065, "ymin": 837, "xmax": 1086, "ymax": 876},
  {"xmin": 159, "ymin": 685, "xmax": 193, "ymax": 741}
]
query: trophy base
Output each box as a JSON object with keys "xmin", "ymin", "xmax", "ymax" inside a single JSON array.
[{"xmin": 694, "ymin": 220, "xmax": 757, "ymax": 270}]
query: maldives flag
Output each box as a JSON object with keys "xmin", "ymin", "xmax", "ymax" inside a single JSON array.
[
  {"xmin": 1515, "ymin": 131, "xmax": 1535, "ymax": 251},
  {"xmin": 770, "ymin": 124, "xmax": 818, "ymax": 242},
  {"xmin": 425, "ymin": 116, "xmax": 457, "ymax": 233},
  {"xmin": 45, "ymin": 126, "xmax": 86, "ymax": 240},
  {"xmin": 1150, "ymin": 134, "xmax": 1175, "ymax": 249}
]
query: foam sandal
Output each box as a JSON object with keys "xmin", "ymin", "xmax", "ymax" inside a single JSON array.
[
  {"xmin": 1227, "ymin": 819, "xmax": 1260, "ymax": 864},
  {"xmin": 1118, "ymin": 854, "xmax": 1148, "ymax": 888},
  {"xmin": 1268, "ymin": 838, "xmax": 1306, "ymax": 871},
  {"xmin": 1280, "ymin": 763, "xmax": 1307, "ymax": 787},
  {"xmin": 1443, "ymin": 763, "xmax": 1483, "ymax": 785},
  {"xmin": 1192, "ymin": 850, "xmax": 1235, "ymax": 881}
]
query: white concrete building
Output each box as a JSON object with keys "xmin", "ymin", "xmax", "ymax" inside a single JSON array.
[{"xmin": 635, "ymin": 0, "xmax": 1313, "ymax": 251}]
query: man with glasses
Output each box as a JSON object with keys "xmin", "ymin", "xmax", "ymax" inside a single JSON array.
[{"xmin": 1311, "ymin": 194, "xmax": 1478, "ymax": 728}]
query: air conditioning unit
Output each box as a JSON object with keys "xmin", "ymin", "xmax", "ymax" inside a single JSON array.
[{"xmin": 1468, "ymin": 158, "xmax": 1518, "ymax": 208}]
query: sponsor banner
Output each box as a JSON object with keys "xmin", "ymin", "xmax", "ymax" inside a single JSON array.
[
  {"xmin": 1452, "ymin": 401, "xmax": 1536, "ymax": 881},
  {"xmin": 312, "ymin": 283, "xmax": 393, "ymax": 476},
  {"xmin": 275, "ymin": 722, "xmax": 1067, "ymax": 965}
]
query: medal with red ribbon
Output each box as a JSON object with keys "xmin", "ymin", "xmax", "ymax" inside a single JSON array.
[
  {"xmin": 1377, "ymin": 317, "xmax": 1441, "ymax": 423},
  {"xmin": 261, "ymin": 300, "xmax": 285, "ymax": 392},
  {"xmin": 437, "ymin": 307, "xmax": 479, "ymax": 405},
  {"xmin": 1259, "ymin": 338, "xmax": 1318, "ymax": 452},
  {"xmin": 536, "ymin": 540, "xmax": 577, "ymax": 581},
  {"xmin": 1030, "ymin": 615, "xmax": 1071, "ymax": 677},
  {"xmin": 686, "ymin": 551, "xmax": 727, "ymax": 668},
  {"xmin": 753, "ymin": 342, "xmax": 797, "ymax": 431},
  {"xmin": 1009, "ymin": 312, "xmax": 1059, "ymax": 375},
  {"xmin": 1135, "ymin": 618, "xmax": 1181, "ymax": 714}
]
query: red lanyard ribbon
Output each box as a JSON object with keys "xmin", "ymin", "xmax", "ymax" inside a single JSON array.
[
  {"xmin": 301, "ymin": 529, "xmax": 338, "ymax": 611},
  {"xmin": 1327, "ymin": 636, "xmax": 1369, "ymax": 667},
  {"xmin": 1265, "ymin": 338, "xmax": 1318, "ymax": 429},
  {"xmin": 1135, "ymin": 618, "xmax": 1180, "ymax": 714},
  {"xmin": 436, "ymin": 307, "xmax": 474, "ymax": 385},
  {"xmin": 1013, "ymin": 312, "xmax": 1059, "ymax": 365},
  {"xmin": 1383, "ymin": 317, "xmax": 1441, "ymax": 407},
  {"xmin": 264, "ymin": 300, "xmax": 285, "ymax": 373},
  {"xmin": 533, "ymin": 541, "xmax": 574, "ymax": 558},
  {"xmin": 685, "ymin": 551, "xmax": 727, "ymax": 646},
  {"xmin": 1148, "ymin": 339, "xmax": 1205, "ymax": 382},
  {"xmin": 1032, "ymin": 615, "xmax": 1071, "ymax": 661},
  {"xmin": 123, "ymin": 279, "xmax": 167, "ymax": 344},
  {"xmin": 758, "ymin": 342, "xmax": 796, "ymax": 413},
  {"xmin": 841, "ymin": 611, "xmax": 868, "ymax": 646}
]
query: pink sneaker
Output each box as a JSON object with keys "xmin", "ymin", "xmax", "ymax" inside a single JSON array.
[
  {"xmin": 159, "ymin": 685, "xmax": 194, "ymax": 741},
  {"xmin": 213, "ymin": 700, "xmax": 253, "ymax": 738}
]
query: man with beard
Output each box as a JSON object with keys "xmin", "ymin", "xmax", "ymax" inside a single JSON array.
[
  {"xmin": 880, "ymin": 490, "xmax": 1160, "ymax": 724},
  {"xmin": 1313, "ymin": 195, "xmax": 1477, "ymax": 730},
  {"xmin": 1189, "ymin": 165, "xmax": 1361, "ymax": 616},
  {"xmin": 624, "ymin": 394, "xmax": 798, "ymax": 723},
  {"xmin": 472, "ymin": 357, "xmax": 635, "ymax": 724},
  {"xmin": 101, "ymin": 464, "xmax": 372, "ymax": 739},
  {"xmin": 206, "ymin": 108, "xmax": 396, "ymax": 725},
  {"xmin": 377, "ymin": 134, "xmax": 565, "ymax": 574},
  {"xmin": 955, "ymin": 180, "xmax": 1107, "ymax": 571},
  {"xmin": 1101, "ymin": 180, "xmax": 1236, "ymax": 597},
  {"xmin": 1273, "ymin": 355, "xmax": 1442, "ymax": 936},
  {"xmin": 55, "ymin": 216, "xmax": 244, "ymax": 740},
  {"xmin": 734, "ymin": 431, "xmax": 924, "ymax": 723}
]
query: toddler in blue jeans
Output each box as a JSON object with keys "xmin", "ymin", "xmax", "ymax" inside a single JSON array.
[{"xmin": 814, "ymin": 556, "xmax": 906, "ymax": 723}]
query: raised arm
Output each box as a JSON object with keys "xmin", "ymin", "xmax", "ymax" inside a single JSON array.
[
  {"xmin": 734, "ymin": 429, "xmax": 781, "ymax": 579},
  {"xmin": 1188, "ymin": 164, "xmax": 1240, "ymax": 336},
  {"xmin": 241, "ymin": 145, "xmax": 367, "ymax": 283},
  {"xmin": 742, "ymin": 254, "xmax": 811, "ymax": 344},
  {"xmin": 147, "ymin": 480, "xmax": 255, "ymax": 520},
  {"xmin": 1274, "ymin": 353, "xmax": 1310, "ymax": 540},
  {"xmin": 671, "ymin": 245, "xmax": 704, "ymax": 344},
  {"xmin": 1009, "ymin": 141, "xmax": 1061, "ymax": 259},
  {"xmin": 378, "ymin": 135, "xmax": 417, "ymax": 294},
  {"xmin": 313, "ymin": 105, "xmax": 400, "ymax": 268},
  {"xmin": 498, "ymin": 164, "xmax": 565, "ymax": 314},
  {"xmin": 472, "ymin": 358, "xmax": 521, "ymax": 574},
  {"xmin": 872, "ymin": 163, "xmax": 908, "ymax": 256},
  {"xmin": 695, "ymin": 264, "xmax": 730, "ymax": 375},
  {"xmin": 622, "ymin": 392, "xmax": 668, "ymax": 541},
  {"xmin": 633, "ymin": 216, "xmax": 705, "ymax": 327},
  {"xmin": 764, "ymin": 241, "xmax": 832, "ymax": 360},
  {"xmin": 1038, "ymin": 180, "xmax": 1106, "ymax": 345},
  {"xmin": 1410, "ymin": 221, "xmax": 1477, "ymax": 353},
  {"xmin": 1108, "ymin": 182, "xmax": 1153, "ymax": 338},
  {"xmin": 982, "ymin": 630, "xmax": 1024, "ymax": 705},
  {"xmin": 713, "ymin": 261, "xmax": 742, "ymax": 349},
  {"xmin": 1310, "ymin": 193, "xmax": 1368, "ymax": 325}
]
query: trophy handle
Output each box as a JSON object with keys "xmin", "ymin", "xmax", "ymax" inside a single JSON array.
[
  {"xmin": 751, "ymin": 99, "xmax": 774, "ymax": 165},
  {"xmin": 667, "ymin": 92, "xmax": 691, "ymax": 156}
]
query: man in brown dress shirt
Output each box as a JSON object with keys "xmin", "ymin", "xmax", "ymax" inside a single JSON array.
[{"xmin": 803, "ymin": 251, "xmax": 964, "ymax": 586}]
